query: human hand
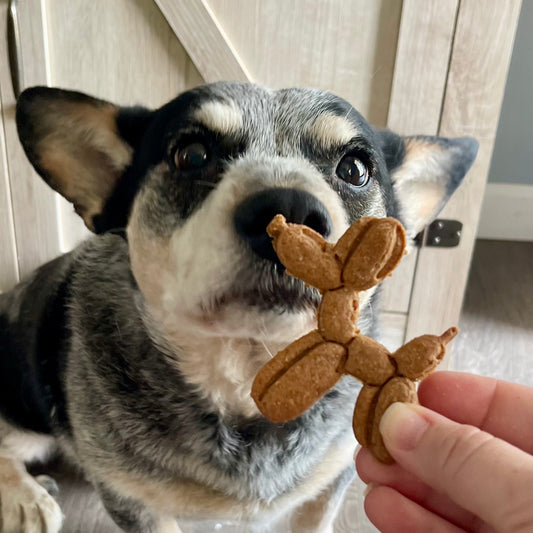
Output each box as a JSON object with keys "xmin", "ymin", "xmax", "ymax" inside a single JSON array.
[{"xmin": 356, "ymin": 371, "xmax": 533, "ymax": 532}]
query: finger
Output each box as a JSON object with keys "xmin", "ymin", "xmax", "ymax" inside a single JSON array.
[
  {"xmin": 380, "ymin": 402, "xmax": 533, "ymax": 533},
  {"xmin": 356, "ymin": 447, "xmax": 488, "ymax": 532},
  {"xmin": 419, "ymin": 371, "xmax": 533, "ymax": 453},
  {"xmin": 364, "ymin": 485, "xmax": 467, "ymax": 533}
]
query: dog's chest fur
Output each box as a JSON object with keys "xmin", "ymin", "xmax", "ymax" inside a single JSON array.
[{"xmin": 53, "ymin": 235, "xmax": 358, "ymax": 503}]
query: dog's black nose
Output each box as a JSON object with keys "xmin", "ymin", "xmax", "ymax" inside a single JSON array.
[{"xmin": 234, "ymin": 188, "xmax": 332, "ymax": 263}]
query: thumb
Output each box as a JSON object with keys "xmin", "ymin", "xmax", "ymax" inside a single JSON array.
[{"xmin": 380, "ymin": 402, "xmax": 533, "ymax": 533}]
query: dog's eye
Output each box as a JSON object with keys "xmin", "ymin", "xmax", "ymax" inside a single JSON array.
[
  {"xmin": 174, "ymin": 142, "xmax": 209, "ymax": 170},
  {"xmin": 336, "ymin": 155, "xmax": 368, "ymax": 187}
]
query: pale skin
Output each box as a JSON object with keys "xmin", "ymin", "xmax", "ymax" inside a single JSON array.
[{"xmin": 356, "ymin": 371, "xmax": 533, "ymax": 533}]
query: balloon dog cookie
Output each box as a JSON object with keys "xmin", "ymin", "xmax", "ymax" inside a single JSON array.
[{"xmin": 251, "ymin": 214, "xmax": 458, "ymax": 463}]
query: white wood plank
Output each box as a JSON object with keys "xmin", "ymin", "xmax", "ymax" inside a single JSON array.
[
  {"xmin": 379, "ymin": 311, "xmax": 408, "ymax": 352},
  {"xmin": 45, "ymin": 0, "xmax": 204, "ymax": 108},
  {"xmin": 381, "ymin": 0, "xmax": 459, "ymax": 317},
  {"xmin": 387, "ymin": 0, "xmax": 459, "ymax": 135},
  {"xmin": 406, "ymin": 0, "xmax": 523, "ymax": 340},
  {"xmin": 0, "ymin": 0, "xmax": 61, "ymax": 279},
  {"xmin": 0, "ymin": 76, "xmax": 19, "ymax": 291},
  {"xmin": 155, "ymin": 0, "xmax": 252, "ymax": 83},
  {"xmin": 379, "ymin": 243, "xmax": 417, "ymax": 314},
  {"xmin": 207, "ymin": 0, "xmax": 402, "ymax": 127}
]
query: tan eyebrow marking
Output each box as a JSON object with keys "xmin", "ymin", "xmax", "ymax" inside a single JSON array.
[
  {"xmin": 308, "ymin": 112, "xmax": 359, "ymax": 150},
  {"xmin": 193, "ymin": 101, "xmax": 243, "ymax": 135}
]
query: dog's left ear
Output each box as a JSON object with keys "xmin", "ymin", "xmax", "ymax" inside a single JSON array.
[
  {"xmin": 16, "ymin": 87, "xmax": 153, "ymax": 232},
  {"xmin": 376, "ymin": 131, "xmax": 479, "ymax": 238}
]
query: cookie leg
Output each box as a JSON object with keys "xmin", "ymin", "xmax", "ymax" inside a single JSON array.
[
  {"xmin": 393, "ymin": 327, "xmax": 458, "ymax": 380},
  {"xmin": 352, "ymin": 384, "xmax": 380, "ymax": 449},
  {"xmin": 370, "ymin": 377, "xmax": 417, "ymax": 463},
  {"xmin": 252, "ymin": 331, "xmax": 347, "ymax": 423}
]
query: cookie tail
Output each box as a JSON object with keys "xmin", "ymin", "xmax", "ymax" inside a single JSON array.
[{"xmin": 439, "ymin": 327, "xmax": 458, "ymax": 345}]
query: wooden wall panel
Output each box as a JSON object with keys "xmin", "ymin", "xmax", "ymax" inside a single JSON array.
[
  {"xmin": 0, "ymin": 82, "xmax": 19, "ymax": 291},
  {"xmin": 387, "ymin": 0, "xmax": 459, "ymax": 135},
  {"xmin": 207, "ymin": 0, "xmax": 402, "ymax": 127},
  {"xmin": 406, "ymin": 0, "xmax": 523, "ymax": 342},
  {"xmin": 0, "ymin": 0, "xmax": 60, "ymax": 280},
  {"xmin": 380, "ymin": 0, "xmax": 459, "ymax": 317},
  {"xmin": 46, "ymin": 0, "xmax": 203, "ymax": 107},
  {"xmin": 154, "ymin": 0, "xmax": 251, "ymax": 82}
]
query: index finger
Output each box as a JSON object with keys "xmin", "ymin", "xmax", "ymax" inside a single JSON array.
[{"xmin": 418, "ymin": 371, "xmax": 533, "ymax": 453}]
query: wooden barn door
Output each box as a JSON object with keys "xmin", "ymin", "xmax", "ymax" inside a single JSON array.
[
  {"xmin": 0, "ymin": 2, "xmax": 522, "ymax": 532},
  {"xmin": 1, "ymin": 0, "xmax": 521, "ymax": 355}
]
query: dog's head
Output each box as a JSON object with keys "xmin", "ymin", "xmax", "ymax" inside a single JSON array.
[{"xmin": 16, "ymin": 83, "xmax": 477, "ymax": 346}]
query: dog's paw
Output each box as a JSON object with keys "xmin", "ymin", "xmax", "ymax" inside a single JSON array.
[{"xmin": 0, "ymin": 460, "xmax": 63, "ymax": 533}]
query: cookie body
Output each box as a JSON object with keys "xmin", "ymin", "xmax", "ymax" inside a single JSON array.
[
  {"xmin": 344, "ymin": 335, "xmax": 395, "ymax": 386},
  {"xmin": 318, "ymin": 287, "xmax": 359, "ymax": 344}
]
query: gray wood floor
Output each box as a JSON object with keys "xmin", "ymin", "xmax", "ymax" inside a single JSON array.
[
  {"xmin": 450, "ymin": 239, "xmax": 533, "ymax": 385},
  {"xmin": 35, "ymin": 239, "xmax": 533, "ymax": 533}
]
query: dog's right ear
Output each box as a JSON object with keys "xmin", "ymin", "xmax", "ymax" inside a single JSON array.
[
  {"xmin": 16, "ymin": 87, "xmax": 153, "ymax": 232},
  {"xmin": 376, "ymin": 130, "xmax": 478, "ymax": 238}
]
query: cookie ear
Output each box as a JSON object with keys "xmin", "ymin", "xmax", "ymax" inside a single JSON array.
[
  {"xmin": 16, "ymin": 87, "xmax": 152, "ymax": 232},
  {"xmin": 377, "ymin": 131, "xmax": 478, "ymax": 238}
]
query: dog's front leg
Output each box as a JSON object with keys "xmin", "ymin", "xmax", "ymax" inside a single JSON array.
[
  {"xmin": 289, "ymin": 464, "xmax": 355, "ymax": 533},
  {"xmin": 97, "ymin": 483, "xmax": 181, "ymax": 533}
]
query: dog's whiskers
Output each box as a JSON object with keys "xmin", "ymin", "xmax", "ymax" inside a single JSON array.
[{"xmin": 260, "ymin": 340, "xmax": 274, "ymax": 359}]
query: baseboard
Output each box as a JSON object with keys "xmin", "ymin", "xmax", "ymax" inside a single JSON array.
[{"xmin": 477, "ymin": 183, "xmax": 533, "ymax": 241}]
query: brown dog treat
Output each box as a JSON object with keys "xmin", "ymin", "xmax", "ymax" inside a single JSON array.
[
  {"xmin": 251, "ymin": 330, "xmax": 323, "ymax": 401},
  {"xmin": 344, "ymin": 335, "xmax": 395, "ymax": 386},
  {"xmin": 333, "ymin": 217, "xmax": 377, "ymax": 264},
  {"xmin": 318, "ymin": 287, "xmax": 360, "ymax": 344},
  {"xmin": 267, "ymin": 215, "xmax": 342, "ymax": 290},
  {"xmin": 252, "ymin": 337, "xmax": 346, "ymax": 423},
  {"xmin": 352, "ymin": 384, "xmax": 380, "ymax": 448},
  {"xmin": 369, "ymin": 377, "xmax": 418, "ymax": 463},
  {"xmin": 341, "ymin": 218, "xmax": 406, "ymax": 291},
  {"xmin": 252, "ymin": 214, "xmax": 455, "ymax": 464},
  {"xmin": 394, "ymin": 327, "xmax": 458, "ymax": 380},
  {"xmin": 376, "ymin": 221, "xmax": 407, "ymax": 281}
]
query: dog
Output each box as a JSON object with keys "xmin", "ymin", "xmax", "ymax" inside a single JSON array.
[{"xmin": 0, "ymin": 82, "xmax": 478, "ymax": 533}]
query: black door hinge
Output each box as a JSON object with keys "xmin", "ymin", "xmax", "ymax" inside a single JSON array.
[{"xmin": 421, "ymin": 219, "xmax": 463, "ymax": 247}]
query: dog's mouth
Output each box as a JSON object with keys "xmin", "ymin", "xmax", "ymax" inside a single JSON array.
[{"xmin": 205, "ymin": 261, "xmax": 320, "ymax": 315}]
